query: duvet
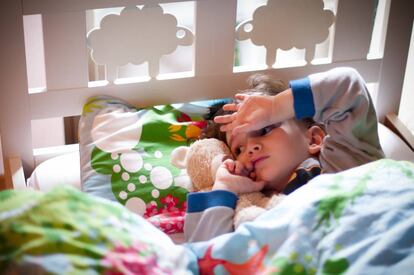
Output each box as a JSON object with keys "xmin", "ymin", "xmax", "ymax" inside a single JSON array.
[{"xmin": 1, "ymin": 159, "xmax": 414, "ymax": 274}]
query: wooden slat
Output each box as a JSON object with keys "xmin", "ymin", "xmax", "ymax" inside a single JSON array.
[
  {"xmin": 376, "ymin": 0, "xmax": 414, "ymax": 121},
  {"xmin": 194, "ymin": 0, "xmax": 237, "ymax": 76},
  {"xmin": 0, "ymin": 0, "xmax": 34, "ymax": 178},
  {"xmin": 0, "ymin": 135, "xmax": 5, "ymax": 190},
  {"xmin": 30, "ymin": 59, "xmax": 382, "ymax": 119},
  {"xmin": 43, "ymin": 11, "xmax": 89, "ymax": 90},
  {"xmin": 384, "ymin": 113, "xmax": 414, "ymax": 151},
  {"xmin": 332, "ymin": 0, "xmax": 375, "ymax": 62},
  {"xmin": 0, "ymin": 175, "xmax": 4, "ymax": 191},
  {"xmin": 23, "ymin": 0, "xmax": 191, "ymax": 15},
  {"xmin": 5, "ymin": 157, "xmax": 27, "ymax": 190}
]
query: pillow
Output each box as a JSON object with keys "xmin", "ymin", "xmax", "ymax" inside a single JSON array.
[
  {"xmin": 27, "ymin": 151, "xmax": 81, "ymax": 191},
  {"xmin": 79, "ymin": 96, "xmax": 229, "ymax": 233}
]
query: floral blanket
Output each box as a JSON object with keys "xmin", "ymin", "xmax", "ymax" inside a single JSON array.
[
  {"xmin": 0, "ymin": 185, "xmax": 189, "ymax": 274},
  {"xmin": 1, "ymin": 159, "xmax": 414, "ymax": 274}
]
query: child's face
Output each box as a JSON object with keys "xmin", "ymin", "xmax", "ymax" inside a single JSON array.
[{"xmin": 227, "ymin": 119, "xmax": 311, "ymax": 192}]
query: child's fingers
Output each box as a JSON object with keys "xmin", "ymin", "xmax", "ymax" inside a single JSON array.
[
  {"xmin": 234, "ymin": 161, "xmax": 250, "ymax": 177},
  {"xmin": 223, "ymin": 159, "xmax": 235, "ymax": 172},
  {"xmin": 222, "ymin": 103, "xmax": 238, "ymax": 112},
  {"xmin": 220, "ymin": 123, "xmax": 234, "ymax": 132},
  {"xmin": 232, "ymin": 123, "xmax": 252, "ymax": 136},
  {"xmin": 235, "ymin": 94, "xmax": 249, "ymax": 101},
  {"xmin": 249, "ymin": 181, "xmax": 265, "ymax": 192},
  {"xmin": 237, "ymin": 178, "xmax": 265, "ymax": 193},
  {"xmin": 249, "ymin": 171, "xmax": 257, "ymax": 181},
  {"xmin": 234, "ymin": 162, "xmax": 243, "ymax": 175},
  {"xmin": 214, "ymin": 114, "xmax": 234, "ymax": 124}
]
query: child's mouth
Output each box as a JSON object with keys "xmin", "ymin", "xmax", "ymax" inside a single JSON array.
[
  {"xmin": 252, "ymin": 156, "xmax": 269, "ymax": 169},
  {"xmin": 249, "ymin": 171, "xmax": 257, "ymax": 181},
  {"xmin": 249, "ymin": 156, "xmax": 269, "ymax": 180}
]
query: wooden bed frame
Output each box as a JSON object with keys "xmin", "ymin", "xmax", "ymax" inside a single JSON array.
[{"xmin": 0, "ymin": 0, "xmax": 413, "ymax": 190}]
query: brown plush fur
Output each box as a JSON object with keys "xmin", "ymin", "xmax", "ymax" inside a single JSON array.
[{"xmin": 185, "ymin": 139, "xmax": 232, "ymax": 191}]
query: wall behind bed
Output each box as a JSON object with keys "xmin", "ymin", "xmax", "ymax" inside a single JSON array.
[{"xmin": 0, "ymin": 0, "xmax": 413, "ymax": 188}]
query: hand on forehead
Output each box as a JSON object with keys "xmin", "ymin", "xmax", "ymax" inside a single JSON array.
[{"xmin": 214, "ymin": 93, "xmax": 278, "ymax": 136}]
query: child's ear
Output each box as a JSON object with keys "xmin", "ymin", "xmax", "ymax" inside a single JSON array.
[{"xmin": 306, "ymin": 126, "xmax": 325, "ymax": 155}]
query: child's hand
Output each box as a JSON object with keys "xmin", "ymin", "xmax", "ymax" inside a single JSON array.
[
  {"xmin": 211, "ymin": 154, "xmax": 232, "ymax": 181},
  {"xmin": 214, "ymin": 91, "xmax": 294, "ymax": 136},
  {"xmin": 212, "ymin": 159, "xmax": 265, "ymax": 194},
  {"xmin": 224, "ymin": 159, "xmax": 251, "ymax": 178}
]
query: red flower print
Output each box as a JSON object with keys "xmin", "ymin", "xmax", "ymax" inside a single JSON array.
[{"xmin": 103, "ymin": 241, "xmax": 171, "ymax": 275}]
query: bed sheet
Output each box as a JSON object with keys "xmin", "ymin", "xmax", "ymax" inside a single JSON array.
[{"xmin": 1, "ymin": 159, "xmax": 414, "ymax": 274}]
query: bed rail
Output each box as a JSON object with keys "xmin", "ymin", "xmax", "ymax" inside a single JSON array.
[{"xmin": 384, "ymin": 113, "xmax": 414, "ymax": 151}]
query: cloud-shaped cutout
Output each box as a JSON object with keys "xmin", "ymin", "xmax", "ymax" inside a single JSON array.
[
  {"xmin": 88, "ymin": 5, "xmax": 194, "ymax": 69},
  {"xmin": 236, "ymin": 0, "xmax": 334, "ymax": 64}
]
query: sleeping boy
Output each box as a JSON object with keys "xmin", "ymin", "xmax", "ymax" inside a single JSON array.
[{"xmin": 184, "ymin": 67, "xmax": 385, "ymax": 242}]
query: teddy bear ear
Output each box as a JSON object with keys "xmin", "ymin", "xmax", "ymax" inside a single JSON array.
[{"xmin": 170, "ymin": 146, "xmax": 189, "ymax": 169}]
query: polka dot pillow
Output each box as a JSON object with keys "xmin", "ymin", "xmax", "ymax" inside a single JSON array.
[{"xmin": 79, "ymin": 96, "xmax": 227, "ymax": 232}]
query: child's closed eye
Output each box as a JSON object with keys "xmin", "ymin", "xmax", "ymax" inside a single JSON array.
[{"xmin": 257, "ymin": 123, "xmax": 281, "ymax": 136}]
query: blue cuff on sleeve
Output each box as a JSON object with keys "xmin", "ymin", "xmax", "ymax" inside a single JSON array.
[
  {"xmin": 289, "ymin": 77, "xmax": 315, "ymax": 119},
  {"xmin": 186, "ymin": 190, "xmax": 238, "ymax": 213}
]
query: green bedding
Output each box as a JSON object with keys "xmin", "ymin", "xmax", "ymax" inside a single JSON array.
[{"xmin": 0, "ymin": 186, "xmax": 188, "ymax": 274}]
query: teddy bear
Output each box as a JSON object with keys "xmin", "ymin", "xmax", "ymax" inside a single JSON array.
[{"xmin": 171, "ymin": 138, "xmax": 285, "ymax": 229}]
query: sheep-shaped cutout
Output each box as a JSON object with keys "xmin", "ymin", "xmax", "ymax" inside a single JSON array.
[
  {"xmin": 236, "ymin": 0, "xmax": 335, "ymax": 67},
  {"xmin": 88, "ymin": 5, "xmax": 194, "ymax": 81}
]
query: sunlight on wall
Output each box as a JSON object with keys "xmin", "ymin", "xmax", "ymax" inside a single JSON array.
[
  {"xmin": 367, "ymin": 0, "xmax": 391, "ymax": 59},
  {"xmin": 398, "ymin": 21, "xmax": 414, "ymax": 134},
  {"xmin": 23, "ymin": 14, "xmax": 46, "ymax": 92},
  {"xmin": 366, "ymin": 82, "xmax": 378, "ymax": 110}
]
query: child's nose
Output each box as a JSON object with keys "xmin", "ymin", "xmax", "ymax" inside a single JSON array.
[{"xmin": 247, "ymin": 142, "xmax": 262, "ymax": 156}]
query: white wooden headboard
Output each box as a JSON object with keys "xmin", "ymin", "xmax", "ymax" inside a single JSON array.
[{"xmin": 0, "ymin": 0, "xmax": 413, "ymax": 188}]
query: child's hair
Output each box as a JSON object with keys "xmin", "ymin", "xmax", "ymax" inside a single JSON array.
[{"xmin": 201, "ymin": 74, "xmax": 322, "ymax": 143}]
